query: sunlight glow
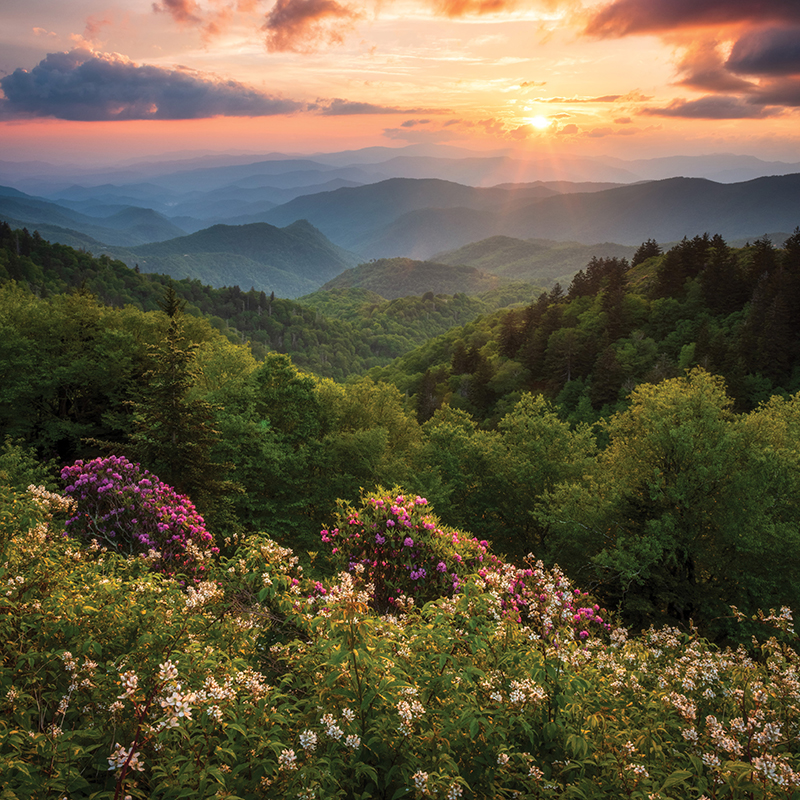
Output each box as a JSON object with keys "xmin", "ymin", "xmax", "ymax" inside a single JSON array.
[{"xmin": 527, "ymin": 116, "xmax": 552, "ymax": 130}]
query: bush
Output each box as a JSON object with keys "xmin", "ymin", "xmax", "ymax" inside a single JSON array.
[
  {"xmin": 60, "ymin": 455, "xmax": 218, "ymax": 581},
  {"xmin": 319, "ymin": 489, "xmax": 609, "ymax": 643}
]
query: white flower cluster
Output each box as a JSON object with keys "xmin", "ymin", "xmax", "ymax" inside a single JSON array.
[
  {"xmin": 412, "ymin": 770, "xmax": 429, "ymax": 795},
  {"xmin": 27, "ymin": 484, "xmax": 76, "ymax": 514},
  {"xmin": 320, "ymin": 712, "xmax": 344, "ymax": 739},
  {"xmin": 158, "ymin": 685, "xmax": 196, "ymax": 729},
  {"xmin": 445, "ymin": 783, "xmax": 463, "ymax": 799},
  {"xmin": 185, "ymin": 580, "xmax": 223, "ymax": 610},
  {"xmin": 278, "ymin": 748, "xmax": 297, "ymax": 770},
  {"xmin": 108, "ymin": 743, "xmax": 144, "ymax": 772},
  {"xmin": 397, "ymin": 698, "xmax": 426, "ymax": 736},
  {"xmin": 752, "ymin": 754, "xmax": 800, "ymax": 788},
  {"xmin": 299, "ymin": 729, "xmax": 318, "ymax": 751},
  {"xmin": 508, "ymin": 678, "xmax": 547, "ymax": 707},
  {"xmin": 117, "ymin": 671, "xmax": 139, "ymax": 700}
]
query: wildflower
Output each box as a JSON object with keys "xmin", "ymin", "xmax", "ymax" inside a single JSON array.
[
  {"xmin": 118, "ymin": 671, "xmax": 139, "ymax": 700},
  {"xmin": 497, "ymin": 753, "xmax": 510, "ymax": 766},
  {"xmin": 412, "ymin": 770, "xmax": 429, "ymax": 794},
  {"xmin": 345, "ymin": 734, "xmax": 361, "ymax": 749},
  {"xmin": 299, "ymin": 729, "xmax": 318, "ymax": 751},
  {"xmin": 108, "ymin": 744, "xmax": 144, "ymax": 772},
  {"xmin": 158, "ymin": 660, "xmax": 179, "ymax": 682},
  {"xmin": 278, "ymin": 748, "xmax": 298, "ymax": 770}
]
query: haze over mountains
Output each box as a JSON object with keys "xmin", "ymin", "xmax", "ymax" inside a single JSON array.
[{"xmin": 1, "ymin": 144, "xmax": 800, "ymax": 298}]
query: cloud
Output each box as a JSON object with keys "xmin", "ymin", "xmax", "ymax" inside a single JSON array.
[
  {"xmin": 312, "ymin": 98, "xmax": 441, "ymax": 115},
  {"xmin": 751, "ymin": 78, "xmax": 800, "ymax": 107},
  {"xmin": 430, "ymin": 0, "xmax": 517, "ymax": 18},
  {"xmin": 556, "ymin": 123, "xmax": 579, "ymax": 135},
  {"xmin": 614, "ymin": 116, "xmax": 632, "ymax": 123},
  {"xmin": 583, "ymin": 2, "xmax": 800, "ymax": 115},
  {"xmin": 152, "ymin": 0, "xmax": 203, "ymax": 26},
  {"xmin": 401, "ymin": 118, "xmax": 431, "ymax": 127},
  {"xmin": 584, "ymin": 0, "xmax": 800, "ymax": 39},
  {"xmin": 382, "ymin": 126, "xmax": 457, "ymax": 143},
  {"xmin": 0, "ymin": 49, "xmax": 303, "ymax": 121},
  {"xmin": 641, "ymin": 95, "xmax": 782, "ymax": 119},
  {"xmin": 263, "ymin": 0, "xmax": 361, "ymax": 52},
  {"xmin": 586, "ymin": 126, "xmax": 614, "ymax": 137},
  {"xmin": 152, "ymin": 0, "xmax": 236, "ymax": 41},
  {"xmin": 541, "ymin": 94, "xmax": 622, "ymax": 103},
  {"xmin": 726, "ymin": 27, "xmax": 800, "ymax": 76},
  {"xmin": 83, "ymin": 16, "xmax": 113, "ymax": 43}
]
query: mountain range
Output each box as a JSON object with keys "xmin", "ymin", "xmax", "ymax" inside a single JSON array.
[{"xmin": 2, "ymin": 144, "xmax": 800, "ymax": 298}]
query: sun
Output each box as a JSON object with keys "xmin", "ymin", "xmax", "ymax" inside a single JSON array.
[{"xmin": 527, "ymin": 115, "xmax": 552, "ymax": 130}]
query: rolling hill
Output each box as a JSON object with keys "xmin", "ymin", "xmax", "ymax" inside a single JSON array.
[
  {"xmin": 112, "ymin": 219, "xmax": 361, "ymax": 297},
  {"xmin": 434, "ymin": 236, "xmax": 639, "ymax": 286},
  {"xmin": 0, "ymin": 187, "xmax": 187, "ymax": 246},
  {"xmin": 320, "ymin": 257, "xmax": 511, "ymax": 299}
]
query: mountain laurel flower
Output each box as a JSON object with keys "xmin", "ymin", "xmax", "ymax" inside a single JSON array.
[
  {"xmin": 108, "ymin": 744, "xmax": 144, "ymax": 772},
  {"xmin": 118, "ymin": 671, "xmax": 139, "ymax": 700},
  {"xmin": 278, "ymin": 748, "xmax": 297, "ymax": 770},
  {"xmin": 299, "ymin": 729, "xmax": 318, "ymax": 751}
]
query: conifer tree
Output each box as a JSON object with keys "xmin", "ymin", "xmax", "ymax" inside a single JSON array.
[{"xmin": 129, "ymin": 285, "xmax": 234, "ymax": 520}]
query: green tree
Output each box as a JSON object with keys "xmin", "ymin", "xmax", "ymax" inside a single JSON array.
[
  {"xmin": 546, "ymin": 369, "xmax": 771, "ymax": 637},
  {"xmin": 129, "ymin": 286, "xmax": 233, "ymax": 522}
]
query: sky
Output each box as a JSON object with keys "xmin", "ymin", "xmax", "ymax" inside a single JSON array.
[{"xmin": 2, "ymin": 0, "xmax": 800, "ymax": 164}]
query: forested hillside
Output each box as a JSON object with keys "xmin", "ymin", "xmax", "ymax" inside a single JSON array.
[
  {"xmin": 0, "ymin": 222, "xmax": 538, "ymax": 380},
  {"xmin": 372, "ymin": 232, "xmax": 800, "ymax": 424},
  {"xmin": 5, "ymin": 220, "xmax": 800, "ymax": 797}
]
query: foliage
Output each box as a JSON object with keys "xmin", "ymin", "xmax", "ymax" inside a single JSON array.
[
  {"xmin": 544, "ymin": 369, "xmax": 800, "ymax": 640},
  {"xmin": 3, "ymin": 486, "xmax": 800, "ymax": 799},
  {"xmin": 371, "ymin": 230, "xmax": 800, "ymax": 422},
  {"xmin": 60, "ymin": 455, "xmax": 218, "ymax": 581},
  {"xmin": 0, "ymin": 223, "xmax": 541, "ymax": 382}
]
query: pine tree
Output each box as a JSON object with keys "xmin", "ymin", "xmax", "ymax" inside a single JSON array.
[{"xmin": 129, "ymin": 285, "xmax": 234, "ymax": 519}]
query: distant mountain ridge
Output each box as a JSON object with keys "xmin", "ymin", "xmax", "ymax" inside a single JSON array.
[
  {"xmin": 110, "ymin": 219, "xmax": 361, "ymax": 297},
  {"xmin": 255, "ymin": 173, "xmax": 800, "ymax": 256},
  {"xmin": 0, "ymin": 187, "xmax": 187, "ymax": 246}
]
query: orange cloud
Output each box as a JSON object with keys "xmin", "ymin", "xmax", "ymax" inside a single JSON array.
[
  {"xmin": 263, "ymin": 0, "xmax": 361, "ymax": 52},
  {"xmin": 84, "ymin": 15, "xmax": 113, "ymax": 43},
  {"xmin": 152, "ymin": 0, "xmax": 203, "ymax": 26},
  {"xmin": 584, "ymin": 0, "xmax": 800, "ymax": 39}
]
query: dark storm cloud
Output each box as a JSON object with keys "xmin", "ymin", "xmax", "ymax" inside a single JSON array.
[
  {"xmin": 641, "ymin": 95, "xmax": 782, "ymax": 119},
  {"xmin": 0, "ymin": 50, "xmax": 302, "ymax": 121},
  {"xmin": 726, "ymin": 27, "xmax": 800, "ymax": 76},
  {"xmin": 584, "ymin": 0, "xmax": 800, "ymax": 38}
]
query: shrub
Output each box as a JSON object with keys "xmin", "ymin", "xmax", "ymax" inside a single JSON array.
[
  {"xmin": 60, "ymin": 455, "xmax": 218, "ymax": 581},
  {"xmin": 319, "ymin": 489, "xmax": 609, "ymax": 644}
]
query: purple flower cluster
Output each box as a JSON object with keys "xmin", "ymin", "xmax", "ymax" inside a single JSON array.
[
  {"xmin": 320, "ymin": 490, "xmax": 609, "ymax": 642},
  {"xmin": 61, "ymin": 455, "xmax": 218, "ymax": 581},
  {"xmin": 320, "ymin": 491, "xmax": 489, "ymax": 612}
]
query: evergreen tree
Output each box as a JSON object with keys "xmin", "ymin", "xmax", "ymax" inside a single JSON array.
[{"xmin": 129, "ymin": 285, "xmax": 233, "ymax": 520}]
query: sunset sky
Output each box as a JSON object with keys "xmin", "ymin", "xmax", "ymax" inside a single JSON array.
[{"xmin": 2, "ymin": 0, "xmax": 800, "ymax": 164}]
